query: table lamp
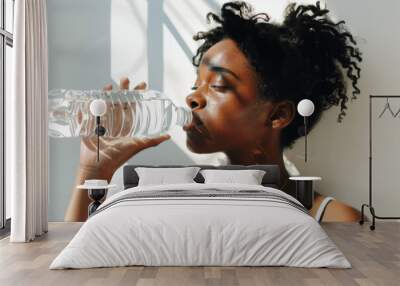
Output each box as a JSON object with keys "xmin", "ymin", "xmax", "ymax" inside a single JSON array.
[
  {"xmin": 89, "ymin": 99, "xmax": 107, "ymax": 162},
  {"xmin": 297, "ymin": 99, "xmax": 314, "ymax": 162}
]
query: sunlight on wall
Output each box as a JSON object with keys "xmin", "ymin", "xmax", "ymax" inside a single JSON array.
[{"xmin": 111, "ymin": 0, "xmax": 148, "ymax": 84}]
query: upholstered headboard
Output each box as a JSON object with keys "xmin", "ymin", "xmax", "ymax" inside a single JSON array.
[{"xmin": 123, "ymin": 165, "xmax": 281, "ymax": 189}]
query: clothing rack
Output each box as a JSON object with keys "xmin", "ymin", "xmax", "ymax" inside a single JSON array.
[{"xmin": 360, "ymin": 95, "xmax": 400, "ymax": 230}]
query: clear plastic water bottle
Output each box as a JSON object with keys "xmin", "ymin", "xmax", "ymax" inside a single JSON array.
[{"xmin": 48, "ymin": 89, "xmax": 192, "ymax": 138}]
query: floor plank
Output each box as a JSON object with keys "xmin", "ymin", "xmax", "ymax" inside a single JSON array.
[{"xmin": 0, "ymin": 222, "xmax": 399, "ymax": 286}]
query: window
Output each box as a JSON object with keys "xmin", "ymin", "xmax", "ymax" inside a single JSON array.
[{"xmin": 0, "ymin": 0, "xmax": 14, "ymax": 232}]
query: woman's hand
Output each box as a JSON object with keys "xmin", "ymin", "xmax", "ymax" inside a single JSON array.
[
  {"xmin": 65, "ymin": 77, "xmax": 170, "ymax": 222},
  {"xmin": 79, "ymin": 77, "xmax": 170, "ymax": 178}
]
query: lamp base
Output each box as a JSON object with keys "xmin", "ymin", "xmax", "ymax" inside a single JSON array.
[
  {"xmin": 88, "ymin": 188, "xmax": 107, "ymax": 216},
  {"xmin": 95, "ymin": 125, "xmax": 106, "ymax": 136}
]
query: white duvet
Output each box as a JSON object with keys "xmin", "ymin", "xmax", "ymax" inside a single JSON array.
[{"xmin": 50, "ymin": 183, "xmax": 350, "ymax": 269}]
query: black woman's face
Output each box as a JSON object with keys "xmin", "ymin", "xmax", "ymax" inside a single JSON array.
[{"xmin": 184, "ymin": 38, "xmax": 274, "ymax": 154}]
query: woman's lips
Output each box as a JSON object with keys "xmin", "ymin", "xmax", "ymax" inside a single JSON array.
[{"xmin": 183, "ymin": 113, "xmax": 211, "ymax": 139}]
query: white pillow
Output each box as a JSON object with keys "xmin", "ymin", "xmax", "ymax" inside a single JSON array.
[
  {"xmin": 135, "ymin": 167, "xmax": 201, "ymax": 186},
  {"xmin": 200, "ymin": 169, "xmax": 266, "ymax": 185}
]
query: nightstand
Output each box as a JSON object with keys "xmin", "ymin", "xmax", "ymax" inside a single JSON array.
[{"xmin": 289, "ymin": 176, "xmax": 321, "ymax": 210}]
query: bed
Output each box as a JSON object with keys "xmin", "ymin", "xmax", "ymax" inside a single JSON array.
[{"xmin": 50, "ymin": 165, "xmax": 350, "ymax": 269}]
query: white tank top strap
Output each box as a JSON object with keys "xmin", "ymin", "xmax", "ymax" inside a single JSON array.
[{"xmin": 315, "ymin": 196, "xmax": 335, "ymax": 223}]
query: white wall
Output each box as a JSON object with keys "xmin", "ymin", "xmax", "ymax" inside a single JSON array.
[{"xmin": 47, "ymin": 0, "xmax": 112, "ymax": 220}]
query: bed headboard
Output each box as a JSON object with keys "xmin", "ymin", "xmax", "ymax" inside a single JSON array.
[{"xmin": 123, "ymin": 165, "xmax": 281, "ymax": 189}]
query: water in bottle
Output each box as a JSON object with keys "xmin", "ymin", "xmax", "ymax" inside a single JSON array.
[{"xmin": 48, "ymin": 89, "xmax": 192, "ymax": 138}]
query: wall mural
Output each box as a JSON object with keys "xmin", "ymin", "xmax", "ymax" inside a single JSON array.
[{"xmin": 48, "ymin": 0, "xmax": 362, "ymax": 222}]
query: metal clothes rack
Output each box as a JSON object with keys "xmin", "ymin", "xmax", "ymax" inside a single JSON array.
[{"xmin": 360, "ymin": 95, "xmax": 400, "ymax": 230}]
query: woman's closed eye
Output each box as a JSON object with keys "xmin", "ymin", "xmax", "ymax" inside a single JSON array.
[
  {"xmin": 190, "ymin": 84, "xmax": 231, "ymax": 91},
  {"xmin": 210, "ymin": 84, "xmax": 230, "ymax": 92}
]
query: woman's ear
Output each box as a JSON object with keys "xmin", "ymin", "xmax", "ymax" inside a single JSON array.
[{"xmin": 269, "ymin": 101, "xmax": 296, "ymax": 129}]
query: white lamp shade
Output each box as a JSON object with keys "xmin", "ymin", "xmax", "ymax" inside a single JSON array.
[
  {"xmin": 90, "ymin": 99, "xmax": 107, "ymax": 116},
  {"xmin": 297, "ymin": 99, "xmax": 315, "ymax": 117}
]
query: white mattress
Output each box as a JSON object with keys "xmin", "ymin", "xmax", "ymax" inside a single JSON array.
[{"xmin": 50, "ymin": 183, "xmax": 350, "ymax": 269}]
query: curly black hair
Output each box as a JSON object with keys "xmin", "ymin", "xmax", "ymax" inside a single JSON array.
[{"xmin": 192, "ymin": 1, "xmax": 362, "ymax": 148}]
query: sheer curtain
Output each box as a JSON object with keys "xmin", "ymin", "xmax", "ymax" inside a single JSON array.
[{"xmin": 8, "ymin": 0, "xmax": 48, "ymax": 242}]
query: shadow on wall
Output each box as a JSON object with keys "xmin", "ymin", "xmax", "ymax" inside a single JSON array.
[
  {"xmin": 48, "ymin": 0, "xmax": 196, "ymax": 221},
  {"xmin": 146, "ymin": 0, "xmax": 220, "ymax": 86}
]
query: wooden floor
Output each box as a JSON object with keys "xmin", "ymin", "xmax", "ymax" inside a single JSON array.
[{"xmin": 0, "ymin": 222, "xmax": 399, "ymax": 286}]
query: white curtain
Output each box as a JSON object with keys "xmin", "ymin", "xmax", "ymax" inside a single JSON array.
[{"xmin": 8, "ymin": 0, "xmax": 49, "ymax": 242}]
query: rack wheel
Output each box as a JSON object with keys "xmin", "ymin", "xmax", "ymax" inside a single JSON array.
[
  {"xmin": 370, "ymin": 225, "xmax": 375, "ymax": 231},
  {"xmin": 359, "ymin": 220, "xmax": 364, "ymax": 225}
]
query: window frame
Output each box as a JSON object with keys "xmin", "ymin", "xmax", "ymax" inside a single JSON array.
[{"xmin": 0, "ymin": 0, "xmax": 14, "ymax": 232}]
